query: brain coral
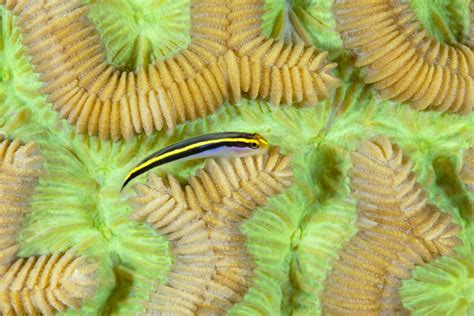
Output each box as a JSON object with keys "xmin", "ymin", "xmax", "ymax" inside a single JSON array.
[{"xmin": 0, "ymin": 0, "xmax": 473, "ymax": 315}]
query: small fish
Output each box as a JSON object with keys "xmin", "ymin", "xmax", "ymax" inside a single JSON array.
[{"xmin": 121, "ymin": 132, "xmax": 269, "ymax": 190}]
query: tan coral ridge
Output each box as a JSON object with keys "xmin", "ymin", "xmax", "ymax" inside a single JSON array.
[
  {"xmin": 0, "ymin": 135, "xmax": 98, "ymax": 315},
  {"xmin": 0, "ymin": 136, "xmax": 44, "ymax": 271},
  {"xmin": 0, "ymin": 249, "xmax": 98, "ymax": 316},
  {"xmin": 334, "ymin": 0, "xmax": 474, "ymax": 114},
  {"xmin": 1, "ymin": 0, "xmax": 339, "ymax": 141},
  {"xmin": 128, "ymin": 147, "xmax": 293, "ymax": 315},
  {"xmin": 321, "ymin": 136, "xmax": 461, "ymax": 315},
  {"xmin": 460, "ymin": 146, "xmax": 474, "ymax": 192}
]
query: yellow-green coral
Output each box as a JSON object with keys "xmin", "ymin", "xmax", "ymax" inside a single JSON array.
[
  {"xmin": 86, "ymin": 0, "xmax": 191, "ymax": 70},
  {"xmin": 401, "ymin": 256, "xmax": 474, "ymax": 315},
  {"xmin": 263, "ymin": 0, "xmax": 344, "ymax": 51},
  {"xmin": 0, "ymin": 0, "xmax": 472, "ymax": 315}
]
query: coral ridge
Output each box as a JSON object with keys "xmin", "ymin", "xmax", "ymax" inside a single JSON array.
[
  {"xmin": 0, "ymin": 135, "xmax": 45, "ymax": 272},
  {"xmin": 1, "ymin": 0, "xmax": 339, "ymax": 141},
  {"xmin": 320, "ymin": 136, "xmax": 461, "ymax": 315},
  {"xmin": 334, "ymin": 0, "xmax": 474, "ymax": 114},
  {"xmin": 0, "ymin": 249, "xmax": 98, "ymax": 316},
  {"xmin": 0, "ymin": 135, "xmax": 97, "ymax": 315},
  {"xmin": 128, "ymin": 148, "xmax": 293, "ymax": 314}
]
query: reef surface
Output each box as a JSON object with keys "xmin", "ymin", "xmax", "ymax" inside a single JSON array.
[{"xmin": 0, "ymin": 0, "xmax": 472, "ymax": 315}]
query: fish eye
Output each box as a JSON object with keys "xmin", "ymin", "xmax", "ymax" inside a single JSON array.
[{"xmin": 250, "ymin": 142, "xmax": 259, "ymax": 149}]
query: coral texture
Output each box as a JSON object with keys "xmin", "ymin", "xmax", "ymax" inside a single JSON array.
[
  {"xmin": 460, "ymin": 146, "xmax": 474, "ymax": 192},
  {"xmin": 401, "ymin": 255, "xmax": 474, "ymax": 315},
  {"xmin": 321, "ymin": 136, "xmax": 461, "ymax": 314},
  {"xmin": 1, "ymin": 0, "xmax": 339, "ymax": 141},
  {"xmin": 0, "ymin": 136, "xmax": 44, "ymax": 271},
  {"xmin": 0, "ymin": 136, "xmax": 97, "ymax": 315},
  {"xmin": 0, "ymin": 0, "xmax": 472, "ymax": 315},
  {"xmin": 266, "ymin": 0, "xmax": 314, "ymax": 45},
  {"xmin": 128, "ymin": 148, "xmax": 293, "ymax": 314},
  {"xmin": 334, "ymin": 0, "xmax": 474, "ymax": 114},
  {"xmin": 0, "ymin": 249, "xmax": 98, "ymax": 316},
  {"xmin": 86, "ymin": 0, "xmax": 190, "ymax": 70}
]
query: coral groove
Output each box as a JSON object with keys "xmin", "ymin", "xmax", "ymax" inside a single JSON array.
[
  {"xmin": 334, "ymin": 0, "xmax": 474, "ymax": 115},
  {"xmin": 0, "ymin": 249, "xmax": 97, "ymax": 316},
  {"xmin": 2, "ymin": 0, "xmax": 339, "ymax": 141},
  {"xmin": 460, "ymin": 146, "xmax": 474, "ymax": 192},
  {"xmin": 400, "ymin": 255, "xmax": 474, "ymax": 315},
  {"xmin": 0, "ymin": 136, "xmax": 44, "ymax": 271},
  {"xmin": 269, "ymin": 3, "xmax": 313, "ymax": 45},
  {"xmin": 320, "ymin": 136, "xmax": 461, "ymax": 314},
  {"xmin": 128, "ymin": 148, "xmax": 293, "ymax": 314},
  {"xmin": 86, "ymin": 0, "xmax": 190, "ymax": 70}
]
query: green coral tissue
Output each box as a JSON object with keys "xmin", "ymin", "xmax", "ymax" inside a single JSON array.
[{"xmin": 0, "ymin": 0, "xmax": 473, "ymax": 315}]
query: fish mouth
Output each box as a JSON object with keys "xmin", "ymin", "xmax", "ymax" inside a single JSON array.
[{"xmin": 254, "ymin": 133, "xmax": 269, "ymax": 148}]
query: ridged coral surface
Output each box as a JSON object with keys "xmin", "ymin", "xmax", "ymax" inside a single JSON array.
[
  {"xmin": 334, "ymin": 0, "xmax": 474, "ymax": 114},
  {"xmin": 0, "ymin": 249, "xmax": 98, "ymax": 316},
  {"xmin": 0, "ymin": 0, "xmax": 473, "ymax": 315},
  {"xmin": 321, "ymin": 136, "xmax": 460, "ymax": 314},
  {"xmin": 0, "ymin": 137, "xmax": 44, "ymax": 271},
  {"xmin": 0, "ymin": 136, "xmax": 97, "ymax": 315},
  {"xmin": 129, "ymin": 149, "xmax": 292, "ymax": 314},
  {"xmin": 1, "ymin": 0, "xmax": 339, "ymax": 141}
]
